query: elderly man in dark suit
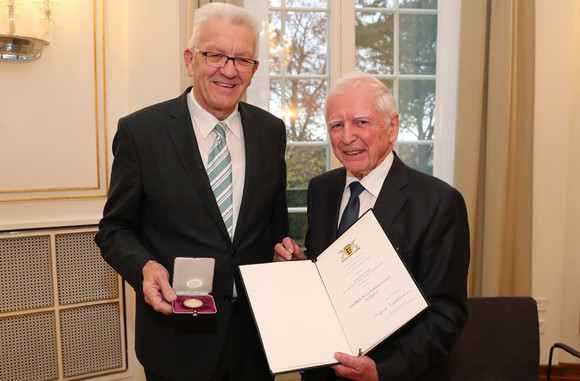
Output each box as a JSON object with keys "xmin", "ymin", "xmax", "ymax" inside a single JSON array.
[
  {"xmin": 96, "ymin": 3, "xmax": 287, "ymax": 381},
  {"xmin": 274, "ymin": 71, "xmax": 470, "ymax": 381}
]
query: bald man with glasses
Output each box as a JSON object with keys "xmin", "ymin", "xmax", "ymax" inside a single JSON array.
[{"xmin": 96, "ymin": 3, "xmax": 288, "ymax": 380}]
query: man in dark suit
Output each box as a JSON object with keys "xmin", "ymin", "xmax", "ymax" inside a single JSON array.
[
  {"xmin": 274, "ymin": 72, "xmax": 470, "ymax": 380},
  {"xmin": 96, "ymin": 3, "xmax": 287, "ymax": 381}
]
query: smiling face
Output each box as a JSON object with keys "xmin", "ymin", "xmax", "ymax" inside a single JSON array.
[
  {"xmin": 184, "ymin": 20, "xmax": 258, "ymax": 120},
  {"xmin": 327, "ymin": 83, "xmax": 399, "ymax": 179}
]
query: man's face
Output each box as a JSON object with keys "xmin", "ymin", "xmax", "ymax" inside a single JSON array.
[
  {"xmin": 327, "ymin": 84, "xmax": 399, "ymax": 179},
  {"xmin": 184, "ymin": 20, "xmax": 258, "ymax": 120}
]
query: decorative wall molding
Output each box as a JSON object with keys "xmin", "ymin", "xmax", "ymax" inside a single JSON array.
[{"xmin": 0, "ymin": 0, "xmax": 109, "ymax": 203}]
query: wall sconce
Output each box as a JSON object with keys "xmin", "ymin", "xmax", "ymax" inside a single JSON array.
[{"xmin": 0, "ymin": 0, "xmax": 57, "ymax": 60}]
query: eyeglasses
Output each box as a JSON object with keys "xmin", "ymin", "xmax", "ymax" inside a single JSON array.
[{"xmin": 192, "ymin": 48, "xmax": 258, "ymax": 72}]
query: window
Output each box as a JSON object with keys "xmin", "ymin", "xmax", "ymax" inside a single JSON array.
[
  {"xmin": 246, "ymin": 0, "xmax": 438, "ymax": 243},
  {"xmin": 355, "ymin": 0, "xmax": 437, "ymax": 175}
]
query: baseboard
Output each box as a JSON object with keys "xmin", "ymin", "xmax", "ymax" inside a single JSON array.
[{"xmin": 539, "ymin": 362, "xmax": 580, "ymax": 381}]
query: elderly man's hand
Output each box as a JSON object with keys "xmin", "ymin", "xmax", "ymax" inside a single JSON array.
[
  {"xmin": 330, "ymin": 352, "xmax": 379, "ymax": 381},
  {"xmin": 274, "ymin": 237, "xmax": 307, "ymax": 261},
  {"xmin": 142, "ymin": 260, "xmax": 176, "ymax": 315}
]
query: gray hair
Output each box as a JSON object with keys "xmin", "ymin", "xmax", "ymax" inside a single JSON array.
[
  {"xmin": 325, "ymin": 71, "xmax": 398, "ymax": 120},
  {"xmin": 188, "ymin": 3, "xmax": 261, "ymax": 58}
]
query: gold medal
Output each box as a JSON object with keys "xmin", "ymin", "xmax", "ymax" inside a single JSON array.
[{"xmin": 184, "ymin": 298, "xmax": 203, "ymax": 308}]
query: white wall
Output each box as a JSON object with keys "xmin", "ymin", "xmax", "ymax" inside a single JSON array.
[
  {"xmin": 0, "ymin": 0, "xmax": 108, "ymax": 229},
  {"xmin": 0, "ymin": 0, "xmax": 187, "ymax": 229},
  {"xmin": 533, "ymin": 0, "xmax": 580, "ymax": 365}
]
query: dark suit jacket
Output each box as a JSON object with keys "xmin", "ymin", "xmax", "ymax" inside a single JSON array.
[
  {"xmin": 95, "ymin": 87, "xmax": 288, "ymax": 380},
  {"xmin": 304, "ymin": 153, "xmax": 470, "ymax": 381}
]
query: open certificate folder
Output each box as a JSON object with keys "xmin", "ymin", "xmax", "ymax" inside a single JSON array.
[{"xmin": 239, "ymin": 210, "xmax": 429, "ymax": 375}]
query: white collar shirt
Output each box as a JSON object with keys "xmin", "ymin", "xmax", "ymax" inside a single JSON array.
[
  {"xmin": 187, "ymin": 89, "xmax": 246, "ymax": 238},
  {"xmin": 338, "ymin": 152, "xmax": 394, "ymax": 228}
]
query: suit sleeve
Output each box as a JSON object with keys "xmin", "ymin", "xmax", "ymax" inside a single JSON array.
[
  {"xmin": 95, "ymin": 119, "xmax": 156, "ymax": 292},
  {"xmin": 374, "ymin": 187, "xmax": 470, "ymax": 380}
]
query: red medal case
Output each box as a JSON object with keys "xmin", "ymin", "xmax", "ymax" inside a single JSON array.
[{"xmin": 171, "ymin": 257, "xmax": 217, "ymax": 315}]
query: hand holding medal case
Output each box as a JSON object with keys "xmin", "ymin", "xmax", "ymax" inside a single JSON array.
[{"xmin": 172, "ymin": 257, "xmax": 217, "ymax": 316}]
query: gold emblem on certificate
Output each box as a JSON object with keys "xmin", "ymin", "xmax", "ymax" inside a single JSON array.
[
  {"xmin": 339, "ymin": 240, "xmax": 360, "ymax": 262},
  {"xmin": 183, "ymin": 298, "xmax": 203, "ymax": 308}
]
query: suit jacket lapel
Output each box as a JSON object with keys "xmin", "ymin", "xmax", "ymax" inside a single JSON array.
[
  {"xmin": 324, "ymin": 170, "xmax": 346, "ymax": 244},
  {"xmin": 165, "ymin": 88, "xmax": 229, "ymax": 237},
  {"xmin": 306, "ymin": 168, "xmax": 346, "ymax": 257},
  {"xmin": 373, "ymin": 153, "xmax": 409, "ymax": 233},
  {"xmin": 233, "ymin": 102, "xmax": 258, "ymax": 243}
]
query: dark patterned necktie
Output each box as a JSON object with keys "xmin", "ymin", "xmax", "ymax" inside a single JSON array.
[{"xmin": 337, "ymin": 181, "xmax": 365, "ymax": 236}]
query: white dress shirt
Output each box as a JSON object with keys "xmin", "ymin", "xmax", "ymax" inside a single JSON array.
[
  {"xmin": 187, "ymin": 90, "xmax": 246, "ymax": 239},
  {"xmin": 338, "ymin": 152, "xmax": 394, "ymax": 228}
]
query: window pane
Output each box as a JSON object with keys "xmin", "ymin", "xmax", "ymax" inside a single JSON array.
[
  {"xmin": 277, "ymin": 78, "xmax": 328, "ymax": 142},
  {"xmin": 286, "ymin": 0, "xmax": 328, "ymax": 7},
  {"xmin": 269, "ymin": 79, "xmax": 283, "ymax": 119},
  {"xmin": 288, "ymin": 212, "xmax": 308, "ymax": 245},
  {"xmin": 269, "ymin": 11, "xmax": 327, "ymax": 76},
  {"xmin": 398, "ymin": 79, "xmax": 435, "ymax": 140},
  {"xmin": 398, "ymin": 79, "xmax": 435, "ymax": 172},
  {"xmin": 355, "ymin": 11, "xmax": 394, "ymax": 75},
  {"xmin": 269, "ymin": 11, "xmax": 283, "ymax": 75},
  {"xmin": 399, "ymin": 13, "xmax": 437, "ymax": 75},
  {"xmin": 285, "ymin": 11, "xmax": 328, "ymax": 75},
  {"xmin": 286, "ymin": 145, "xmax": 327, "ymax": 190},
  {"xmin": 395, "ymin": 142, "xmax": 433, "ymax": 175},
  {"xmin": 287, "ymin": 183, "xmax": 308, "ymax": 207},
  {"xmin": 399, "ymin": 0, "xmax": 437, "ymax": 9},
  {"xmin": 355, "ymin": 0, "xmax": 395, "ymax": 8},
  {"xmin": 379, "ymin": 78, "xmax": 395, "ymax": 93}
]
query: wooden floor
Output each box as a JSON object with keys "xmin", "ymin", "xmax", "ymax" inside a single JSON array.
[
  {"xmin": 272, "ymin": 364, "xmax": 580, "ymax": 381},
  {"xmin": 539, "ymin": 363, "xmax": 580, "ymax": 381},
  {"xmin": 272, "ymin": 365, "xmax": 580, "ymax": 381},
  {"xmin": 275, "ymin": 372, "xmax": 302, "ymax": 381}
]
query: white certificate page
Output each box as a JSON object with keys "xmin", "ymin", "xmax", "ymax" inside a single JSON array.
[
  {"xmin": 239, "ymin": 260, "xmax": 352, "ymax": 374},
  {"xmin": 315, "ymin": 211, "xmax": 428, "ymax": 354}
]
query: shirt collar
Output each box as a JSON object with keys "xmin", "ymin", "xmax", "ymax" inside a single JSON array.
[
  {"xmin": 344, "ymin": 151, "xmax": 394, "ymax": 198},
  {"xmin": 188, "ymin": 89, "xmax": 241, "ymax": 139}
]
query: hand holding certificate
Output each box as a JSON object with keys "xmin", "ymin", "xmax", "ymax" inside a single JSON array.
[{"xmin": 239, "ymin": 210, "xmax": 428, "ymax": 375}]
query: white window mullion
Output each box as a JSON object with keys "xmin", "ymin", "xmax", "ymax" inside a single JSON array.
[{"xmin": 394, "ymin": 2, "xmax": 400, "ymax": 105}]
